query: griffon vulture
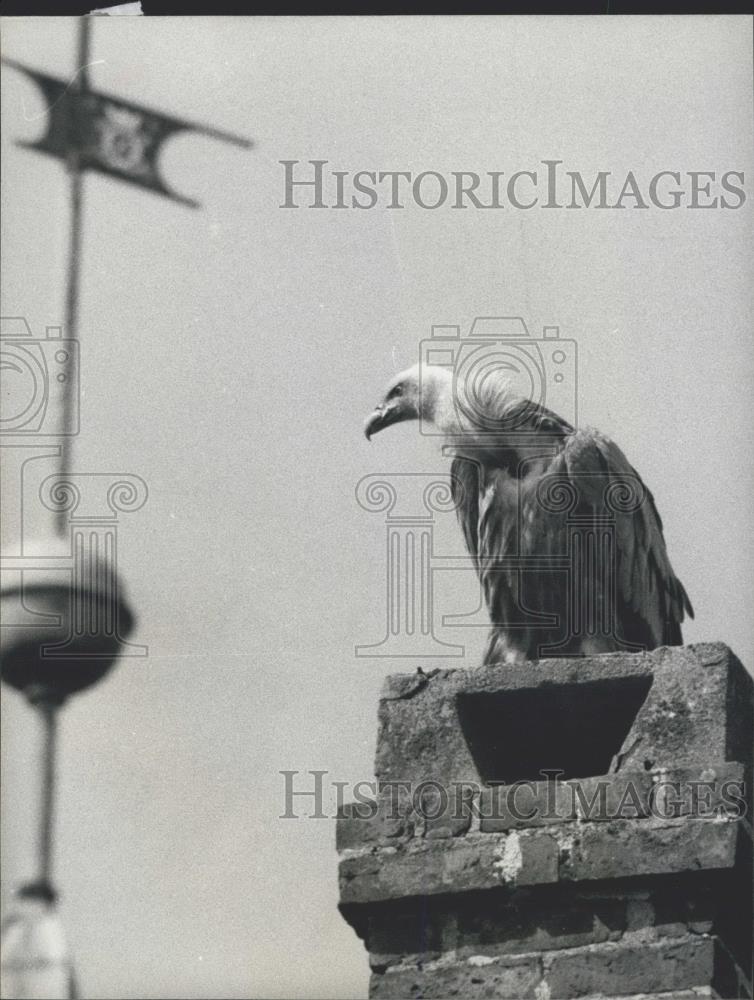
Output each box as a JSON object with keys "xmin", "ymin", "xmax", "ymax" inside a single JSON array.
[{"xmin": 365, "ymin": 363, "xmax": 693, "ymax": 665}]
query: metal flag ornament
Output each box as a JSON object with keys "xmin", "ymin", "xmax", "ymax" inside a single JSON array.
[
  {"xmin": 1, "ymin": 59, "xmax": 251, "ymax": 207},
  {"xmin": 0, "ymin": 17, "xmax": 251, "ymax": 998}
]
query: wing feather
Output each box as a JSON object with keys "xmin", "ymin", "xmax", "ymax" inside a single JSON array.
[
  {"xmin": 562, "ymin": 428, "xmax": 693, "ymax": 646},
  {"xmin": 450, "ymin": 456, "xmax": 480, "ymax": 568},
  {"xmin": 447, "ymin": 391, "xmax": 691, "ymax": 659}
]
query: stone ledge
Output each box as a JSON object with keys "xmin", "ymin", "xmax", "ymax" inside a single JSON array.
[
  {"xmin": 579, "ymin": 992, "xmax": 712, "ymax": 1000},
  {"xmin": 545, "ymin": 933, "xmax": 714, "ymax": 999},
  {"xmin": 369, "ymin": 948, "xmax": 541, "ymax": 1000},
  {"xmin": 368, "ymin": 932, "xmax": 714, "ymax": 999},
  {"xmin": 339, "ymin": 816, "xmax": 742, "ymax": 906},
  {"xmin": 482, "ymin": 762, "xmax": 745, "ymax": 832},
  {"xmin": 339, "ymin": 645, "xmax": 753, "ymax": 999},
  {"xmin": 579, "ymin": 993, "xmax": 712, "ymax": 1000},
  {"xmin": 359, "ymin": 872, "xmax": 722, "ymax": 970},
  {"xmin": 374, "ymin": 643, "xmax": 753, "ymax": 789},
  {"xmin": 336, "ymin": 762, "xmax": 746, "ymax": 851}
]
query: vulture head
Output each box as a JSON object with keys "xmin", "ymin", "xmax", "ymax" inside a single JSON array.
[
  {"xmin": 364, "ymin": 364, "xmax": 454, "ymax": 440},
  {"xmin": 365, "ymin": 363, "xmax": 526, "ymax": 441}
]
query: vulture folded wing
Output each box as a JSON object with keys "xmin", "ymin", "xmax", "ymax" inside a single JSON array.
[
  {"xmin": 448, "ymin": 393, "xmax": 691, "ymax": 657},
  {"xmin": 450, "ymin": 454, "xmax": 526, "ymax": 644},
  {"xmin": 450, "ymin": 455, "xmax": 480, "ymax": 570},
  {"xmin": 558, "ymin": 428, "xmax": 693, "ymax": 647}
]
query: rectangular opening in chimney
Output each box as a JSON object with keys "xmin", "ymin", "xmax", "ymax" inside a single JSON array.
[{"xmin": 456, "ymin": 675, "xmax": 653, "ymax": 785}]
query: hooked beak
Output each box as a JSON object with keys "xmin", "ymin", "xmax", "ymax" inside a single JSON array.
[{"xmin": 364, "ymin": 401, "xmax": 404, "ymax": 440}]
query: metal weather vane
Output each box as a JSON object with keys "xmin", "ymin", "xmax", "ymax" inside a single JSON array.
[
  {"xmin": 0, "ymin": 18, "xmax": 251, "ymax": 998},
  {"xmin": 2, "ymin": 56, "xmax": 251, "ymax": 207}
]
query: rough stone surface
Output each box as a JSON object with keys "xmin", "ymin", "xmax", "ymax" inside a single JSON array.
[
  {"xmin": 336, "ymin": 795, "xmax": 416, "ymax": 852},
  {"xmin": 545, "ymin": 934, "xmax": 714, "ymax": 999},
  {"xmin": 456, "ymin": 878, "xmax": 717, "ymax": 957},
  {"xmin": 368, "ymin": 935, "xmax": 715, "ymax": 1000},
  {"xmin": 478, "ymin": 763, "xmax": 745, "ymax": 831},
  {"xmin": 369, "ymin": 952, "xmax": 541, "ymax": 999},
  {"xmin": 338, "ymin": 816, "xmax": 740, "ymax": 905},
  {"xmin": 559, "ymin": 817, "xmax": 740, "ymax": 883},
  {"xmin": 339, "ymin": 830, "xmax": 559, "ymax": 905},
  {"xmin": 577, "ymin": 762, "xmax": 744, "ymax": 822},
  {"xmin": 373, "ymin": 643, "xmax": 753, "ymax": 789},
  {"xmin": 480, "ymin": 778, "xmax": 577, "ymax": 831},
  {"xmin": 338, "ymin": 761, "xmax": 745, "ymax": 853},
  {"xmin": 582, "ymin": 993, "xmax": 713, "ymax": 1000},
  {"xmin": 337, "ymin": 645, "xmax": 754, "ymax": 999},
  {"xmin": 579, "ymin": 993, "xmax": 713, "ymax": 999},
  {"xmin": 352, "ymin": 872, "xmax": 722, "ymax": 972}
]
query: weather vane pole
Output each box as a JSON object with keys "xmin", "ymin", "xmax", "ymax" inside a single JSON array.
[
  {"xmin": 58, "ymin": 16, "xmax": 91, "ymax": 521},
  {"xmin": 1, "ymin": 17, "xmax": 250, "ymax": 997}
]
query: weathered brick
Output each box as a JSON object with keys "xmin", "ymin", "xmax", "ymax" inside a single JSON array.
[
  {"xmin": 340, "ymin": 646, "xmax": 754, "ymax": 998},
  {"xmin": 366, "ymin": 909, "xmax": 444, "ymax": 970},
  {"xmin": 545, "ymin": 934, "xmax": 714, "ymax": 998},
  {"xmin": 480, "ymin": 779, "xmax": 575, "ymax": 831},
  {"xmin": 472, "ymin": 764, "xmax": 747, "ymax": 833},
  {"xmin": 336, "ymin": 782, "xmax": 425, "ymax": 852},
  {"xmin": 644, "ymin": 762, "xmax": 746, "ymax": 821},
  {"xmin": 582, "ymin": 992, "xmax": 712, "ymax": 999},
  {"xmin": 369, "ymin": 952, "xmax": 541, "ymax": 999},
  {"xmin": 422, "ymin": 783, "xmax": 475, "ymax": 839},
  {"xmin": 561, "ymin": 817, "xmax": 739, "ymax": 883},
  {"xmin": 361, "ymin": 884, "xmax": 635, "ymax": 970},
  {"xmin": 453, "ymin": 891, "xmax": 626, "ymax": 956},
  {"xmin": 568, "ymin": 771, "xmax": 655, "ymax": 822},
  {"xmin": 340, "ymin": 831, "xmax": 559, "ymax": 905},
  {"xmin": 336, "ymin": 803, "xmax": 380, "ymax": 852}
]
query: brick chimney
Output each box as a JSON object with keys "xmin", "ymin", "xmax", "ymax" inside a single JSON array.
[{"xmin": 337, "ymin": 643, "xmax": 753, "ymax": 999}]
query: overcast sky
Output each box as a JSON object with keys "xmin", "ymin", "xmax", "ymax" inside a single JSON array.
[{"xmin": 1, "ymin": 15, "xmax": 753, "ymax": 999}]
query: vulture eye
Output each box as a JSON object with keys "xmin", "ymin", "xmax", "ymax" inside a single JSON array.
[{"xmin": 387, "ymin": 385, "xmax": 403, "ymax": 400}]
